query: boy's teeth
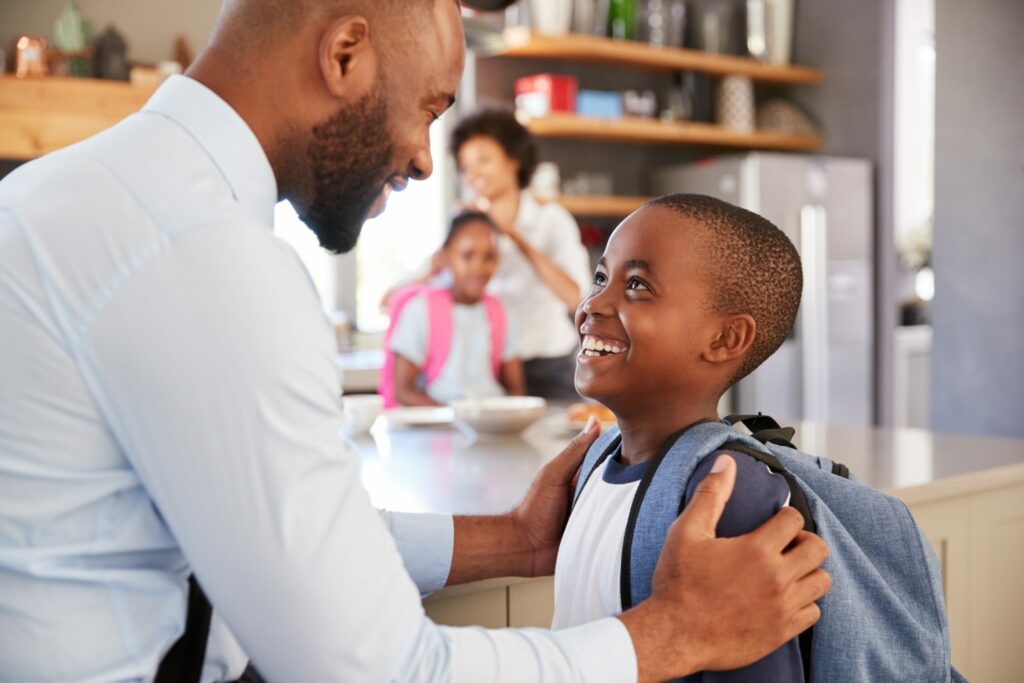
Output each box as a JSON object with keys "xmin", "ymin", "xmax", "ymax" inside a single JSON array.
[{"xmin": 582, "ymin": 335, "xmax": 626, "ymax": 355}]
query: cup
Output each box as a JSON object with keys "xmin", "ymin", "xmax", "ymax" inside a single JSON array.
[
  {"xmin": 530, "ymin": 0, "xmax": 573, "ymax": 36},
  {"xmin": 342, "ymin": 395, "xmax": 384, "ymax": 436}
]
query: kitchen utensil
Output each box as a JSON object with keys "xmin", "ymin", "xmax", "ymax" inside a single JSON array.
[
  {"xmin": 385, "ymin": 406, "xmax": 456, "ymax": 429},
  {"xmin": 746, "ymin": 0, "xmax": 768, "ymax": 60},
  {"xmin": 765, "ymin": 0, "xmax": 794, "ymax": 64}
]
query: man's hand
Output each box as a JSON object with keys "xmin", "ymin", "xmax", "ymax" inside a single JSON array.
[
  {"xmin": 446, "ymin": 418, "xmax": 601, "ymax": 585},
  {"xmin": 511, "ymin": 416, "xmax": 601, "ymax": 576},
  {"xmin": 618, "ymin": 455, "xmax": 831, "ymax": 683}
]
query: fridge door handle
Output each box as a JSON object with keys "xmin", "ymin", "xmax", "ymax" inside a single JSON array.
[{"xmin": 800, "ymin": 204, "xmax": 829, "ymax": 422}]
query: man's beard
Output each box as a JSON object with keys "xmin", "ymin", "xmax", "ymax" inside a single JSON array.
[{"xmin": 299, "ymin": 83, "xmax": 394, "ymax": 254}]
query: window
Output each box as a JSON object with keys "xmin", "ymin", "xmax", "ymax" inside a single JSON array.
[
  {"xmin": 273, "ymin": 200, "xmax": 337, "ymax": 311},
  {"xmin": 354, "ymin": 113, "xmax": 454, "ymax": 332}
]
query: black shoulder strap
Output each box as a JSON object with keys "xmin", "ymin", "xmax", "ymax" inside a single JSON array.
[
  {"xmin": 156, "ymin": 575, "xmax": 213, "ymax": 683},
  {"xmin": 723, "ymin": 413, "xmax": 797, "ymax": 449},
  {"xmin": 570, "ymin": 435, "xmax": 622, "ymax": 514},
  {"xmin": 720, "ymin": 440, "xmax": 816, "ymax": 534},
  {"xmin": 720, "ymin": 440, "xmax": 816, "ymax": 682}
]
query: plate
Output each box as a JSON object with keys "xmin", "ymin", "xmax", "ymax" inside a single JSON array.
[{"xmin": 384, "ymin": 406, "xmax": 455, "ymax": 428}]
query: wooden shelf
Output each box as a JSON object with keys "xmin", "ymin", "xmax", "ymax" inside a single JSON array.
[
  {"xmin": 497, "ymin": 28, "xmax": 822, "ymax": 86},
  {"xmin": 0, "ymin": 77, "xmax": 155, "ymax": 160},
  {"xmin": 527, "ymin": 113, "xmax": 821, "ymax": 151},
  {"xmin": 557, "ymin": 194, "xmax": 651, "ymax": 217}
]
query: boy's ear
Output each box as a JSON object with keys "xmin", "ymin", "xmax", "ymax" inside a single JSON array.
[{"xmin": 703, "ymin": 314, "xmax": 756, "ymax": 365}]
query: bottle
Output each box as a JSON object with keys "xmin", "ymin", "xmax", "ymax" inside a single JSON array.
[{"xmin": 609, "ymin": 0, "xmax": 637, "ymax": 41}]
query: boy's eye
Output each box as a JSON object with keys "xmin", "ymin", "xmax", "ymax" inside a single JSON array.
[
  {"xmin": 627, "ymin": 276, "xmax": 650, "ymax": 291},
  {"xmin": 592, "ymin": 271, "xmax": 607, "ymax": 287}
]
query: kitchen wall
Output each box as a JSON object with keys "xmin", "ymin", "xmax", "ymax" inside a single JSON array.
[
  {"xmin": 931, "ymin": 0, "xmax": 1024, "ymax": 438},
  {"xmin": 0, "ymin": 0, "xmax": 220, "ymax": 65}
]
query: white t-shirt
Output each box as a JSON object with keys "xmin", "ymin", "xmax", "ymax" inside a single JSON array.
[
  {"xmin": 552, "ymin": 457, "xmax": 647, "ymax": 629},
  {"xmin": 487, "ymin": 194, "xmax": 593, "ymax": 360},
  {"xmin": 389, "ymin": 295, "xmax": 519, "ymax": 404}
]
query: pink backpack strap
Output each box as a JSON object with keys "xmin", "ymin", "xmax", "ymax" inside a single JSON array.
[
  {"xmin": 380, "ymin": 285, "xmax": 428, "ymax": 408},
  {"xmin": 423, "ymin": 289, "xmax": 454, "ymax": 383},
  {"xmin": 483, "ymin": 294, "xmax": 507, "ymax": 378}
]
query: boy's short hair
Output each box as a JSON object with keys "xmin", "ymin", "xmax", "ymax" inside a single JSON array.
[
  {"xmin": 444, "ymin": 210, "xmax": 499, "ymax": 247},
  {"xmin": 450, "ymin": 109, "xmax": 538, "ymax": 189},
  {"xmin": 644, "ymin": 194, "xmax": 803, "ymax": 387}
]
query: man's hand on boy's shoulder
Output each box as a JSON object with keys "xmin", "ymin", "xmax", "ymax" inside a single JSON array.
[{"xmin": 618, "ymin": 455, "xmax": 831, "ymax": 683}]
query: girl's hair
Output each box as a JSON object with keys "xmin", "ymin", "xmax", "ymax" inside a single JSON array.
[
  {"xmin": 443, "ymin": 210, "xmax": 500, "ymax": 247},
  {"xmin": 450, "ymin": 109, "xmax": 539, "ymax": 189}
]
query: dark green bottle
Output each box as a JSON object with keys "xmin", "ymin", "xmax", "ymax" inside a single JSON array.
[{"xmin": 609, "ymin": 0, "xmax": 637, "ymax": 40}]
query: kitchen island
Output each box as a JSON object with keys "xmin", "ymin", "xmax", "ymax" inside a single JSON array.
[{"xmin": 351, "ymin": 411, "xmax": 1024, "ymax": 682}]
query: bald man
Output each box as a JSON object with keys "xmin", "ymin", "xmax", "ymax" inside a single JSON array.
[{"xmin": 0, "ymin": 1, "xmax": 829, "ymax": 681}]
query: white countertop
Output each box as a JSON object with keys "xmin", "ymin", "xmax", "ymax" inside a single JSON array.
[{"xmin": 351, "ymin": 411, "xmax": 1024, "ymax": 515}]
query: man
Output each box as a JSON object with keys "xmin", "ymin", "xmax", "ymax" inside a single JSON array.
[{"xmin": 0, "ymin": 0, "xmax": 830, "ymax": 680}]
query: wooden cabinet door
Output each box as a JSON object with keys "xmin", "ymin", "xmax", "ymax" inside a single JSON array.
[
  {"xmin": 969, "ymin": 484, "xmax": 1024, "ymax": 682},
  {"xmin": 905, "ymin": 496, "xmax": 972, "ymax": 677}
]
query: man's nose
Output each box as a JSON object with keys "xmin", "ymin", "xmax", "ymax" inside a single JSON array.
[{"xmin": 409, "ymin": 144, "xmax": 433, "ymax": 181}]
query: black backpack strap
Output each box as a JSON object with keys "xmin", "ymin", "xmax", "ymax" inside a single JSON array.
[
  {"xmin": 720, "ymin": 440, "xmax": 816, "ymax": 534},
  {"xmin": 723, "ymin": 413, "xmax": 797, "ymax": 449},
  {"xmin": 156, "ymin": 575, "xmax": 213, "ymax": 683},
  {"xmin": 720, "ymin": 440, "xmax": 816, "ymax": 682},
  {"xmin": 570, "ymin": 435, "xmax": 622, "ymax": 514}
]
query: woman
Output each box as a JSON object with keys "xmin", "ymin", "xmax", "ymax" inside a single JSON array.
[{"xmin": 450, "ymin": 110, "xmax": 591, "ymax": 400}]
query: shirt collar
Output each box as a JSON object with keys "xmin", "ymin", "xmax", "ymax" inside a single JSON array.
[{"xmin": 142, "ymin": 75, "xmax": 278, "ymax": 228}]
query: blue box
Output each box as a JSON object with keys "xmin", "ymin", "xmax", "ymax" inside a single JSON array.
[{"xmin": 576, "ymin": 90, "xmax": 623, "ymax": 120}]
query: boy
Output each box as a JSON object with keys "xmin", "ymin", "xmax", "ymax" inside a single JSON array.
[{"xmin": 554, "ymin": 194, "xmax": 805, "ymax": 680}]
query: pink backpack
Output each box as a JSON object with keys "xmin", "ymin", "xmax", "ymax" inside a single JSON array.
[{"xmin": 380, "ymin": 286, "xmax": 507, "ymax": 408}]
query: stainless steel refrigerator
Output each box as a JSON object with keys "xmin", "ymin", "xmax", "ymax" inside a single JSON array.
[{"xmin": 653, "ymin": 153, "xmax": 873, "ymax": 426}]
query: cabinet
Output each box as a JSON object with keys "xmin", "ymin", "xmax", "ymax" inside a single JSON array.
[
  {"xmin": 0, "ymin": 77, "xmax": 155, "ymax": 160},
  {"xmin": 423, "ymin": 576, "xmax": 554, "ymax": 629},
  {"xmin": 898, "ymin": 479, "xmax": 1024, "ymax": 681}
]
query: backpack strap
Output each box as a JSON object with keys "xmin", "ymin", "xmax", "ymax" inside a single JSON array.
[
  {"xmin": 720, "ymin": 440, "xmax": 816, "ymax": 534},
  {"xmin": 571, "ymin": 429, "xmax": 622, "ymax": 510},
  {"xmin": 723, "ymin": 413, "xmax": 797, "ymax": 449},
  {"xmin": 422, "ymin": 289, "xmax": 454, "ymax": 384},
  {"xmin": 482, "ymin": 294, "xmax": 506, "ymax": 379},
  {"xmin": 155, "ymin": 575, "xmax": 211, "ymax": 683},
  {"xmin": 618, "ymin": 419, "xmax": 715, "ymax": 611}
]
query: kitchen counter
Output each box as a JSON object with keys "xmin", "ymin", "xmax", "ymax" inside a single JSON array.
[
  {"xmin": 352, "ymin": 411, "xmax": 1024, "ymax": 680},
  {"xmin": 351, "ymin": 412, "xmax": 1024, "ymax": 514}
]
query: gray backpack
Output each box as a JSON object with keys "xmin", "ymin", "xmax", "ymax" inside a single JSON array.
[{"xmin": 572, "ymin": 416, "xmax": 967, "ymax": 682}]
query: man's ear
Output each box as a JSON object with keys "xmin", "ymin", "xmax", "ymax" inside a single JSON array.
[
  {"xmin": 703, "ymin": 314, "xmax": 756, "ymax": 365},
  {"xmin": 319, "ymin": 16, "xmax": 377, "ymax": 100}
]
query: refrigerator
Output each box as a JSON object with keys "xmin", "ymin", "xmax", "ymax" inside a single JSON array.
[{"xmin": 653, "ymin": 153, "xmax": 873, "ymax": 426}]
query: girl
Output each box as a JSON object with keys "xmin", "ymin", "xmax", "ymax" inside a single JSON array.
[{"xmin": 384, "ymin": 212, "xmax": 526, "ymax": 407}]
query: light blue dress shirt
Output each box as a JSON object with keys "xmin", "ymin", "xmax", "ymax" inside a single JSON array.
[{"xmin": 0, "ymin": 76, "xmax": 636, "ymax": 682}]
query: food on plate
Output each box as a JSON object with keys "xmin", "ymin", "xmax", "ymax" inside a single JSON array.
[{"xmin": 567, "ymin": 402, "xmax": 616, "ymax": 427}]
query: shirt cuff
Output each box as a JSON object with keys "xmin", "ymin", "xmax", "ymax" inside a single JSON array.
[
  {"xmin": 382, "ymin": 510, "xmax": 454, "ymax": 596},
  {"xmin": 553, "ymin": 617, "xmax": 638, "ymax": 683}
]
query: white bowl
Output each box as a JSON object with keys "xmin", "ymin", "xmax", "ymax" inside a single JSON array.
[
  {"xmin": 451, "ymin": 396, "xmax": 547, "ymax": 435},
  {"xmin": 342, "ymin": 394, "xmax": 384, "ymax": 435}
]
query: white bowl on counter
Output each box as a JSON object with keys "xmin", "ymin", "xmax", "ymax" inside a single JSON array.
[
  {"xmin": 342, "ymin": 394, "xmax": 384, "ymax": 435},
  {"xmin": 451, "ymin": 396, "xmax": 547, "ymax": 435}
]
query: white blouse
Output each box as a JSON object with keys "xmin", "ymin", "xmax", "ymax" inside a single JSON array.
[{"xmin": 485, "ymin": 194, "xmax": 593, "ymax": 361}]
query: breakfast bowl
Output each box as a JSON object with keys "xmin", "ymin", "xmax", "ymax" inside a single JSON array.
[{"xmin": 450, "ymin": 396, "xmax": 547, "ymax": 435}]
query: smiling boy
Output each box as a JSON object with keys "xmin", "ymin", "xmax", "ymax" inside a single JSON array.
[{"xmin": 554, "ymin": 194, "xmax": 807, "ymax": 680}]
